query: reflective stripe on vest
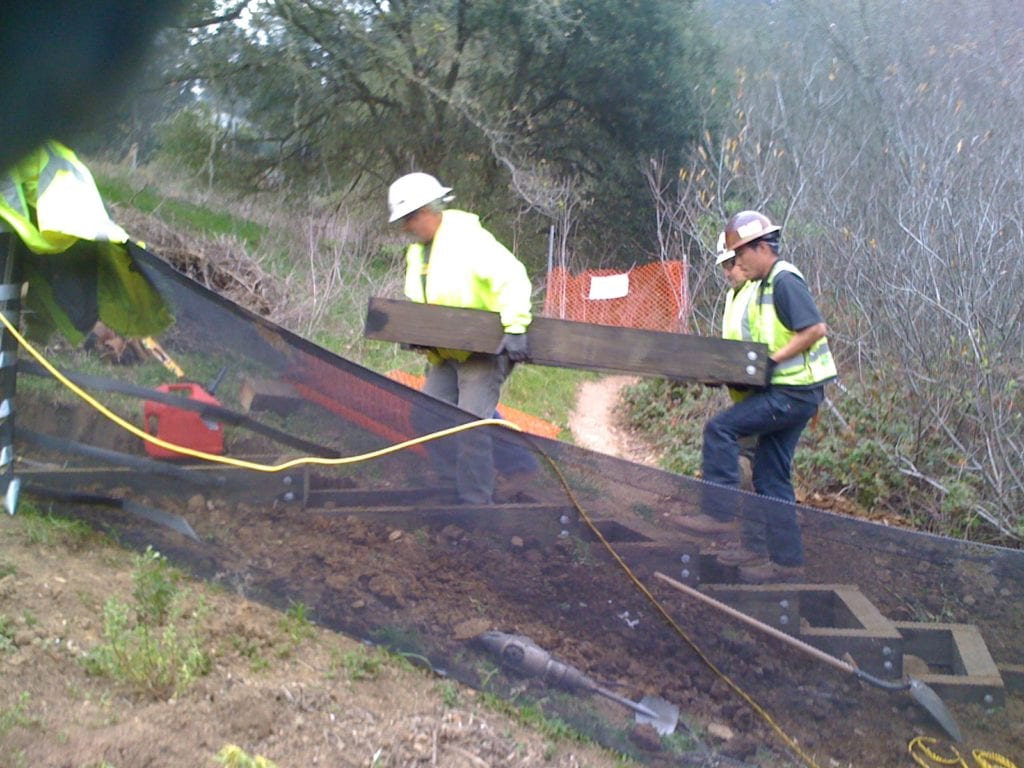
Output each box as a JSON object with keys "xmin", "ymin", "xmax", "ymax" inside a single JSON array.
[
  {"xmin": 0, "ymin": 142, "xmax": 128, "ymax": 253},
  {"xmin": 753, "ymin": 260, "xmax": 837, "ymax": 386}
]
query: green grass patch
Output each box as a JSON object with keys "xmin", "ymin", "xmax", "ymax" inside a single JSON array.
[
  {"xmin": 501, "ymin": 366, "xmax": 594, "ymax": 439},
  {"xmin": 479, "ymin": 691, "xmax": 584, "ymax": 744},
  {"xmin": 333, "ymin": 645, "xmax": 386, "ymax": 681},
  {"xmin": 16, "ymin": 502, "xmax": 101, "ymax": 551},
  {"xmin": 96, "ymin": 176, "xmax": 267, "ymax": 250},
  {"xmin": 0, "ymin": 692, "xmax": 38, "ymax": 735}
]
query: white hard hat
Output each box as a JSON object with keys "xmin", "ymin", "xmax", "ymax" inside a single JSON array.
[
  {"xmin": 715, "ymin": 231, "xmax": 735, "ymax": 265},
  {"xmin": 387, "ymin": 172, "xmax": 453, "ymax": 223}
]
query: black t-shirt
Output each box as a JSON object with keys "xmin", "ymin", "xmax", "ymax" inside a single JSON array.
[
  {"xmin": 769, "ymin": 267, "xmax": 823, "ymax": 332},
  {"xmin": 764, "ymin": 263, "xmax": 827, "ymax": 401}
]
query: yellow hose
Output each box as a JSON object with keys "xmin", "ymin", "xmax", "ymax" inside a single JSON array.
[{"xmin": 0, "ymin": 311, "xmax": 519, "ymax": 472}]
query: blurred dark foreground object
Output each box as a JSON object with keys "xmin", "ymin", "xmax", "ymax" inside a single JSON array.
[{"xmin": 0, "ymin": 0, "xmax": 186, "ymax": 173}]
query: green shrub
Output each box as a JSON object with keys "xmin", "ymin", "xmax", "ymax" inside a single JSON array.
[
  {"xmin": 82, "ymin": 548, "xmax": 210, "ymax": 697},
  {"xmin": 131, "ymin": 547, "xmax": 182, "ymax": 626},
  {"xmin": 620, "ymin": 371, "xmax": 1019, "ymax": 540}
]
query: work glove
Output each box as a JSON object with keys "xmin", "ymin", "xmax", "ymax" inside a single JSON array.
[
  {"xmin": 496, "ymin": 332, "xmax": 529, "ymax": 363},
  {"xmin": 761, "ymin": 357, "xmax": 777, "ymax": 386}
]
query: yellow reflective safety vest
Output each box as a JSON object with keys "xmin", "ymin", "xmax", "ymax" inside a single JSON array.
[
  {"xmin": 721, "ymin": 279, "xmax": 757, "ymax": 402},
  {"xmin": 751, "ymin": 260, "xmax": 837, "ymax": 387},
  {"xmin": 1, "ymin": 142, "xmax": 128, "ymax": 252},
  {"xmin": 404, "ymin": 209, "xmax": 532, "ymax": 363},
  {"xmin": 0, "ymin": 141, "xmax": 171, "ymax": 343}
]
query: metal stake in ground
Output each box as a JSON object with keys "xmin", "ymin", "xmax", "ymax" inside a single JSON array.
[
  {"xmin": 653, "ymin": 572, "xmax": 962, "ymax": 743},
  {"xmin": 0, "ymin": 233, "xmax": 22, "ymax": 514}
]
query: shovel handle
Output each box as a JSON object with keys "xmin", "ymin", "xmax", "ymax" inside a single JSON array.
[
  {"xmin": 654, "ymin": 573, "xmax": 961, "ymax": 742},
  {"xmin": 853, "ymin": 667, "xmax": 911, "ymax": 692},
  {"xmin": 654, "ymin": 571, "xmax": 859, "ymax": 676}
]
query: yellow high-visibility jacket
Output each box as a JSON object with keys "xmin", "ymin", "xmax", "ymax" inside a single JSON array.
[
  {"xmin": 404, "ymin": 209, "xmax": 532, "ymax": 362},
  {"xmin": 751, "ymin": 261, "xmax": 837, "ymax": 387},
  {"xmin": 721, "ymin": 279, "xmax": 757, "ymax": 402},
  {"xmin": 0, "ymin": 141, "xmax": 171, "ymax": 342}
]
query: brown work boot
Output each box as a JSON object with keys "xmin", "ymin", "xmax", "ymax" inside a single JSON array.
[
  {"xmin": 738, "ymin": 560, "xmax": 806, "ymax": 584},
  {"xmin": 715, "ymin": 546, "xmax": 767, "ymax": 567},
  {"xmin": 674, "ymin": 513, "xmax": 739, "ymax": 535}
]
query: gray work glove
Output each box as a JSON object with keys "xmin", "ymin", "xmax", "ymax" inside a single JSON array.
[{"xmin": 496, "ymin": 332, "xmax": 529, "ymax": 363}]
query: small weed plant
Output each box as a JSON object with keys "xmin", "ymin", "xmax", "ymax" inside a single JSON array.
[
  {"xmin": 437, "ymin": 679, "xmax": 460, "ymax": 707},
  {"xmin": 132, "ymin": 546, "xmax": 182, "ymax": 625},
  {"xmin": 83, "ymin": 547, "xmax": 211, "ymax": 697},
  {"xmin": 0, "ymin": 614, "xmax": 16, "ymax": 653},
  {"xmin": 215, "ymin": 744, "xmax": 278, "ymax": 768},
  {"xmin": 278, "ymin": 600, "xmax": 315, "ymax": 653},
  {"xmin": 334, "ymin": 644, "xmax": 385, "ymax": 681}
]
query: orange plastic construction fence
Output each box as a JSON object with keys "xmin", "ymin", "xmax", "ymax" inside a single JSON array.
[{"xmin": 543, "ymin": 260, "xmax": 689, "ymax": 332}]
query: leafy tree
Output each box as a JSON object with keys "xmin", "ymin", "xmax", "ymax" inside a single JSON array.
[{"xmin": 131, "ymin": 0, "xmax": 720, "ymax": 265}]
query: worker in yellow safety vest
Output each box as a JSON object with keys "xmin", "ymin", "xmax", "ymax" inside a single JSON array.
[
  {"xmin": 387, "ymin": 172, "xmax": 533, "ymax": 504},
  {"xmin": 0, "ymin": 141, "xmax": 171, "ymax": 513},
  {"xmin": 677, "ymin": 210, "xmax": 837, "ymax": 583},
  {"xmin": 717, "ymin": 231, "xmax": 758, "ymax": 402}
]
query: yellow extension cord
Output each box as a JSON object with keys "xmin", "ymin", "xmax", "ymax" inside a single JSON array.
[
  {"xmin": 1, "ymin": 311, "xmax": 520, "ymax": 472},
  {"xmin": 910, "ymin": 737, "xmax": 1018, "ymax": 768},
  {"xmin": 3, "ymin": 312, "xmax": 1016, "ymax": 768}
]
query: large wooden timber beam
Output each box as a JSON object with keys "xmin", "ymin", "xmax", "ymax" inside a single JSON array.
[{"xmin": 364, "ymin": 297, "xmax": 771, "ymax": 386}]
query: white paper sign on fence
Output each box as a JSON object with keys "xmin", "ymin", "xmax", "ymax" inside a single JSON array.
[{"xmin": 588, "ymin": 273, "xmax": 630, "ymax": 300}]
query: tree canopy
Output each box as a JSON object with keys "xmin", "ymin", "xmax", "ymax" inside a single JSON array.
[{"xmin": 123, "ymin": 0, "xmax": 721, "ymax": 264}]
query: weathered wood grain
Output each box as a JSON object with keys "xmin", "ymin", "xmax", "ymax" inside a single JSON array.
[{"xmin": 365, "ymin": 297, "xmax": 770, "ymax": 386}]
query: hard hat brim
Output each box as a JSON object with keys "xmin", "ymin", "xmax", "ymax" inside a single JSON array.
[{"xmin": 387, "ymin": 189, "xmax": 453, "ymax": 223}]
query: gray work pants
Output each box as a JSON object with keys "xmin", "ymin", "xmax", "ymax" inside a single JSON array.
[{"xmin": 422, "ymin": 353, "xmax": 511, "ymax": 503}]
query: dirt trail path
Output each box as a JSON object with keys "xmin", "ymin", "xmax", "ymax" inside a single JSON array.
[{"xmin": 567, "ymin": 375, "xmax": 658, "ymax": 465}]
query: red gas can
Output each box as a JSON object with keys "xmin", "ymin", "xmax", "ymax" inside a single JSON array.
[{"xmin": 143, "ymin": 383, "xmax": 225, "ymax": 459}]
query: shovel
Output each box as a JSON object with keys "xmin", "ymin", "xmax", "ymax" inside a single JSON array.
[
  {"xmin": 477, "ymin": 630, "xmax": 679, "ymax": 735},
  {"xmin": 592, "ymin": 685, "xmax": 679, "ymax": 736},
  {"xmin": 654, "ymin": 572, "xmax": 962, "ymax": 743}
]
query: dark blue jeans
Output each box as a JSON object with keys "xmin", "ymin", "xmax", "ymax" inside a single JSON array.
[{"xmin": 702, "ymin": 387, "xmax": 820, "ymax": 566}]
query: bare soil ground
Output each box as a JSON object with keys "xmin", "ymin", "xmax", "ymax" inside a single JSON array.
[{"xmin": 0, "ymin": 510, "xmax": 627, "ymax": 768}]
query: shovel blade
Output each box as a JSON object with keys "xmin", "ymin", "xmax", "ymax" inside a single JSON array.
[
  {"xmin": 123, "ymin": 501, "xmax": 200, "ymax": 542},
  {"xmin": 908, "ymin": 679, "xmax": 962, "ymax": 744},
  {"xmin": 635, "ymin": 695, "xmax": 679, "ymax": 736}
]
